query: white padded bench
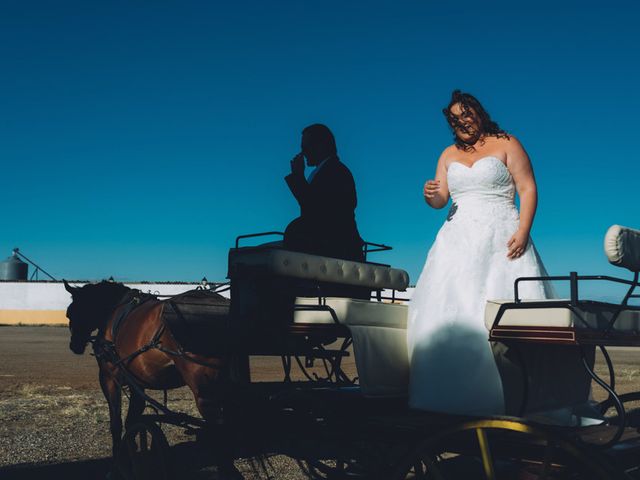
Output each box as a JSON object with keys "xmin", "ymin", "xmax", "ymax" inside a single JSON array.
[
  {"xmin": 293, "ymin": 297, "xmax": 409, "ymax": 397},
  {"xmin": 486, "ymin": 299, "xmax": 640, "ymax": 344},
  {"xmin": 228, "ymin": 247, "xmax": 409, "ymax": 291}
]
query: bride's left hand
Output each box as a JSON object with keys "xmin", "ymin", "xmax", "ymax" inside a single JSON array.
[{"xmin": 507, "ymin": 229, "xmax": 530, "ymax": 259}]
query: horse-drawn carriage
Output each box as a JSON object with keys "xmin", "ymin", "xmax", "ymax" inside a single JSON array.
[{"xmin": 65, "ymin": 225, "xmax": 640, "ymax": 479}]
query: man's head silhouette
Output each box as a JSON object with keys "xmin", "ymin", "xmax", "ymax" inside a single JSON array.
[{"xmin": 301, "ymin": 124, "xmax": 337, "ymax": 166}]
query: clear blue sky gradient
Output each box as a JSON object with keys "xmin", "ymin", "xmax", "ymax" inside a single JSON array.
[{"xmin": 1, "ymin": 1, "xmax": 638, "ymax": 299}]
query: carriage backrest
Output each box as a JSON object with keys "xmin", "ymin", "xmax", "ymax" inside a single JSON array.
[
  {"xmin": 604, "ymin": 225, "xmax": 640, "ymax": 273},
  {"xmin": 228, "ymin": 247, "xmax": 410, "ymax": 291}
]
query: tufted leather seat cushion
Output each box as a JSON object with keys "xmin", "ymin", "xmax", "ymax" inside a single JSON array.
[
  {"xmin": 485, "ymin": 299, "xmax": 640, "ymax": 332},
  {"xmin": 228, "ymin": 247, "xmax": 409, "ymax": 291},
  {"xmin": 604, "ymin": 224, "xmax": 640, "ymax": 272}
]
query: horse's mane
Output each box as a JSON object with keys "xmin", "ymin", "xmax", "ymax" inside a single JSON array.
[
  {"xmin": 80, "ymin": 280, "xmax": 130, "ymax": 292},
  {"xmin": 75, "ymin": 281, "xmax": 133, "ymax": 307}
]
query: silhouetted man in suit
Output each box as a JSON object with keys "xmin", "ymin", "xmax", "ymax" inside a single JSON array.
[
  {"xmin": 230, "ymin": 125, "xmax": 367, "ymax": 356},
  {"xmin": 284, "ymin": 124, "xmax": 364, "ymax": 262}
]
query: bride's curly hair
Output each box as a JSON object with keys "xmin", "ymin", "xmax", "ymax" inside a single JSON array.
[{"xmin": 443, "ymin": 90, "xmax": 509, "ymax": 151}]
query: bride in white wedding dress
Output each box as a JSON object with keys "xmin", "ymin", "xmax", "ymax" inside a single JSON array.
[{"xmin": 407, "ymin": 90, "xmax": 556, "ymax": 415}]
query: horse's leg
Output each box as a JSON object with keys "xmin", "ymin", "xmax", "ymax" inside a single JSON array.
[
  {"xmin": 99, "ymin": 366, "xmax": 123, "ymax": 458},
  {"xmin": 174, "ymin": 359, "xmax": 226, "ymax": 421},
  {"xmin": 124, "ymin": 387, "xmax": 146, "ymax": 429},
  {"xmin": 175, "ymin": 358, "xmax": 242, "ymax": 479}
]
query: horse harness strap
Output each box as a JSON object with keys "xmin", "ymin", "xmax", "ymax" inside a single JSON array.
[
  {"xmin": 92, "ymin": 292, "xmax": 160, "ymax": 367},
  {"xmin": 94, "ymin": 297, "xmax": 220, "ymax": 370},
  {"xmin": 96, "ymin": 319, "xmax": 167, "ymax": 369},
  {"xmin": 110, "ymin": 292, "xmax": 155, "ymax": 340}
]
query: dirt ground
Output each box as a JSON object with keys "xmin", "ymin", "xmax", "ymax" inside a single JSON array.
[
  {"xmin": 2, "ymin": 326, "xmax": 640, "ymax": 479},
  {"xmin": 0, "ymin": 326, "xmax": 356, "ymax": 480}
]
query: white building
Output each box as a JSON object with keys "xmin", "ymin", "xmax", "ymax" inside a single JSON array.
[
  {"xmin": 0, "ymin": 280, "xmax": 412, "ymax": 326},
  {"xmin": 0, "ymin": 280, "xmax": 229, "ymax": 325}
]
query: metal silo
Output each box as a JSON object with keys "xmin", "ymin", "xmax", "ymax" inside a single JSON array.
[{"xmin": 0, "ymin": 249, "xmax": 29, "ymax": 281}]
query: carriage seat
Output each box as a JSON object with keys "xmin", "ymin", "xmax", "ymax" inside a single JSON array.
[
  {"xmin": 293, "ymin": 296, "xmax": 410, "ymax": 397},
  {"xmin": 228, "ymin": 246, "xmax": 410, "ymax": 292},
  {"xmin": 485, "ymin": 299, "xmax": 640, "ymax": 344},
  {"xmin": 486, "ymin": 225, "xmax": 640, "ymax": 345},
  {"xmin": 228, "ymin": 246, "xmax": 411, "ymax": 396},
  {"xmin": 227, "ymin": 246, "xmax": 411, "ymax": 364}
]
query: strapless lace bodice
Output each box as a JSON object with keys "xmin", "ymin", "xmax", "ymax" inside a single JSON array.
[{"xmin": 447, "ymin": 156, "xmax": 517, "ymax": 220}]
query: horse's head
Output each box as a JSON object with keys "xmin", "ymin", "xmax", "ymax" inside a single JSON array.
[{"xmin": 64, "ymin": 280, "xmax": 131, "ymax": 354}]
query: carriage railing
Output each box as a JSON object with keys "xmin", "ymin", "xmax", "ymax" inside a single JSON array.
[
  {"xmin": 295, "ymin": 283, "xmax": 408, "ymax": 305},
  {"xmin": 233, "ymin": 231, "xmax": 392, "ymax": 262},
  {"xmin": 234, "ymin": 231, "xmax": 285, "ymax": 249},
  {"xmin": 362, "ymin": 241, "xmax": 392, "ymax": 261},
  {"xmin": 514, "ymin": 271, "xmax": 640, "ymax": 305},
  {"xmin": 508, "ymin": 271, "xmax": 640, "ymax": 334},
  {"xmin": 490, "ymin": 272, "xmax": 640, "ymax": 333}
]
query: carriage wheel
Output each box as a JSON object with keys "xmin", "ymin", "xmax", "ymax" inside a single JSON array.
[
  {"xmin": 387, "ymin": 419, "xmax": 624, "ymax": 480},
  {"xmin": 116, "ymin": 418, "xmax": 172, "ymax": 480}
]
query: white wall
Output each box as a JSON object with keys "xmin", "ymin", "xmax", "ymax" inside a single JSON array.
[
  {"xmin": 0, "ymin": 281, "xmax": 407, "ymax": 311},
  {"xmin": 0, "ymin": 281, "xmax": 229, "ymax": 311}
]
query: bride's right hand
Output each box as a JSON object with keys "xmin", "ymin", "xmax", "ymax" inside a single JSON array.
[{"xmin": 423, "ymin": 180, "xmax": 440, "ymax": 200}]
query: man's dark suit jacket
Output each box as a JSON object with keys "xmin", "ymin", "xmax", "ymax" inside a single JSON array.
[
  {"xmin": 240, "ymin": 156, "xmax": 368, "ymax": 335},
  {"xmin": 284, "ymin": 156, "xmax": 364, "ymax": 262}
]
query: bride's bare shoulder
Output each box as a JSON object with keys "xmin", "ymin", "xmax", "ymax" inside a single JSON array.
[
  {"xmin": 443, "ymin": 144, "xmax": 458, "ymax": 152},
  {"xmin": 491, "ymin": 134, "xmax": 524, "ymax": 151},
  {"xmin": 440, "ymin": 144, "xmax": 459, "ymax": 162}
]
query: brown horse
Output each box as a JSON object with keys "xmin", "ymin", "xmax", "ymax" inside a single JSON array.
[{"xmin": 64, "ymin": 280, "xmax": 234, "ymax": 471}]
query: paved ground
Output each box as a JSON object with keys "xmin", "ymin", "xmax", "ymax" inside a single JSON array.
[{"xmin": 1, "ymin": 326, "xmax": 640, "ymax": 479}]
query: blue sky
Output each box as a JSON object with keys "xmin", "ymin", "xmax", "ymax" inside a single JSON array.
[{"xmin": 1, "ymin": 1, "xmax": 638, "ymax": 298}]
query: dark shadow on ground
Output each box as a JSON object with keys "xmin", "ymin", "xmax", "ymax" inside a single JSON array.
[
  {"xmin": 0, "ymin": 443, "xmax": 226, "ymax": 480},
  {"xmin": 0, "ymin": 457, "xmax": 112, "ymax": 480}
]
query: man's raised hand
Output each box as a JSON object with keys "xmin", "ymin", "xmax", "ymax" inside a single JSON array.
[{"xmin": 290, "ymin": 153, "xmax": 305, "ymax": 177}]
